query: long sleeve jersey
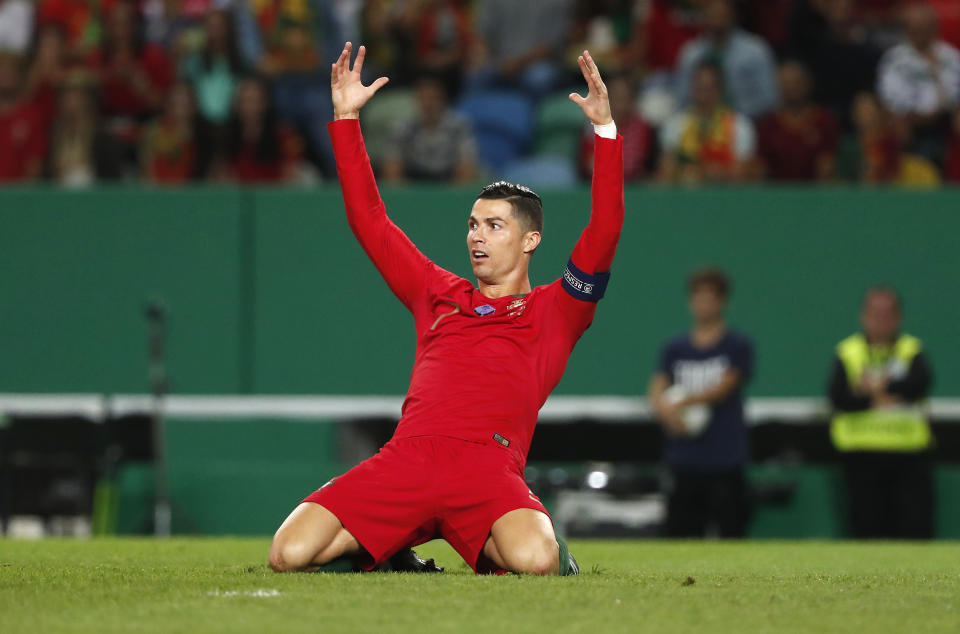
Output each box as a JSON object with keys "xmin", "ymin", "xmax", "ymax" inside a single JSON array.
[{"xmin": 330, "ymin": 118, "xmax": 624, "ymax": 466}]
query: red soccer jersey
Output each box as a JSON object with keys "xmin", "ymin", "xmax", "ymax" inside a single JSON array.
[{"xmin": 330, "ymin": 119, "xmax": 623, "ymax": 465}]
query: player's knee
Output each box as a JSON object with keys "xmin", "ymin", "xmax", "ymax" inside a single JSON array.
[
  {"xmin": 269, "ymin": 538, "xmax": 312, "ymax": 573},
  {"xmin": 509, "ymin": 538, "xmax": 559, "ymax": 576}
]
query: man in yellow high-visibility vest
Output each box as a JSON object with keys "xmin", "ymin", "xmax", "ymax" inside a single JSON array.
[{"xmin": 827, "ymin": 285, "xmax": 935, "ymax": 538}]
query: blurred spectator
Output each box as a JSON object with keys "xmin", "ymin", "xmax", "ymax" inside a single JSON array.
[
  {"xmin": 945, "ymin": 109, "xmax": 960, "ymax": 183},
  {"xmin": 648, "ymin": 267, "xmax": 754, "ymax": 538},
  {"xmin": 330, "ymin": 0, "xmax": 364, "ymax": 45},
  {"xmin": 828, "ymin": 285, "xmax": 935, "ymax": 539},
  {"xmin": 250, "ymin": 0, "xmax": 340, "ymax": 175},
  {"xmin": 413, "ymin": 0, "xmax": 472, "ymax": 94},
  {"xmin": 674, "ymin": 0, "xmax": 778, "ymax": 118},
  {"xmin": 46, "ymin": 77, "xmax": 122, "ymax": 186},
  {"xmin": 789, "ymin": 0, "xmax": 883, "ymax": 132},
  {"xmin": 838, "ymin": 92, "xmax": 902, "ymax": 183},
  {"xmin": 578, "ymin": 74, "xmax": 655, "ymax": 182},
  {"xmin": 88, "ymin": 1, "xmax": 173, "ymax": 120},
  {"xmin": 382, "ymin": 76, "xmax": 477, "ymax": 183},
  {"xmin": 0, "ymin": 53, "xmax": 47, "ymax": 182},
  {"xmin": 37, "ymin": 0, "xmax": 111, "ymax": 63},
  {"xmin": 928, "ymin": 0, "xmax": 960, "ymax": 49},
  {"xmin": 877, "ymin": 2, "xmax": 960, "ymax": 166},
  {"xmin": 84, "ymin": 0, "xmax": 173, "ymax": 176},
  {"xmin": 468, "ymin": 0, "xmax": 573, "ymax": 100},
  {"xmin": 363, "ymin": 0, "xmax": 471, "ymax": 94},
  {"xmin": 179, "ymin": 9, "xmax": 247, "ymax": 127},
  {"xmin": 659, "ymin": 62, "xmax": 756, "ymax": 184},
  {"xmin": 139, "ymin": 1, "xmax": 261, "ymax": 70},
  {"xmin": 756, "ymin": 61, "xmax": 839, "ymax": 182},
  {"xmin": 141, "ymin": 80, "xmax": 209, "ymax": 183},
  {"xmin": 360, "ymin": 0, "xmax": 411, "ymax": 79},
  {"xmin": 856, "ymin": 0, "xmax": 908, "ymax": 48},
  {"xmin": 24, "ymin": 25, "xmax": 70, "ymax": 124},
  {"xmin": 632, "ymin": 0, "xmax": 704, "ymax": 73},
  {"xmin": 569, "ymin": 0, "xmax": 636, "ymax": 73},
  {"xmin": 220, "ymin": 76, "xmax": 302, "ymax": 183},
  {"xmin": 0, "ymin": 0, "xmax": 34, "ymax": 55},
  {"xmin": 737, "ymin": 0, "xmax": 793, "ymax": 54}
]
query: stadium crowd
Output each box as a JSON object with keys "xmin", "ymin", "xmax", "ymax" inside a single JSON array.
[{"xmin": 1, "ymin": 0, "xmax": 959, "ymax": 187}]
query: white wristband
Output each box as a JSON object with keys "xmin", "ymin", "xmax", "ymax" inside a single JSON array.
[{"xmin": 593, "ymin": 121, "xmax": 617, "ymax": 139}]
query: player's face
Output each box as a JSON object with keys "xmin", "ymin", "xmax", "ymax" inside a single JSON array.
[{"xmin": 467, "ymin": 199, "xmax": 532, "ymax": 283}]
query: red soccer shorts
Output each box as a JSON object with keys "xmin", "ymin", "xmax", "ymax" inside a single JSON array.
[{"xmin": 302, "ymin": 436, "xmax": 549, "ymax": 573}]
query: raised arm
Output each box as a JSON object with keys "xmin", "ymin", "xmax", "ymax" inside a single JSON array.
[
  {"xmin": 561, "ymin": 52, "xmax": 624, "ymax": 306},
  {"xmin": 329, "ymin": 42, "xmax": 434, "ymax": 310}
]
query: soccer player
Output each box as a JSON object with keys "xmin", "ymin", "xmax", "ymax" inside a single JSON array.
[{"xmin": 269, "ymin": 42, "xmax": 623, "ymax": 576}]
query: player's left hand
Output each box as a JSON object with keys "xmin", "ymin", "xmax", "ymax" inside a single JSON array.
[{"xmin": 569, "ymin": 50, "xmax": 612, "ymax": 126}]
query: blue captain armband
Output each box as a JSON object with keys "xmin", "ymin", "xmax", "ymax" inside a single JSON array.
[{"xmin": 561, "ymin": 259, "xmax": 610, "ymax": 302}]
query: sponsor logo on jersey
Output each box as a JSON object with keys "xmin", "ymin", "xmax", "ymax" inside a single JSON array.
[
  {"xmin": 506, "ymin": 298, "xmax": 527, "ymax": 318},
  {"xmin": 493, "ymin": 433, "xmax": 510, "ymax": 447}
]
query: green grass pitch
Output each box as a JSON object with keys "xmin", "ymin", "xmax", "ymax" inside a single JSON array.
[{"xmin": 1, "ymin": 538, "xmax": 957, "ymax": 633}]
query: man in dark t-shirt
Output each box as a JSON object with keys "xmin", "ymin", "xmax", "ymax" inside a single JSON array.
[{"xmin": 648, "ymin": 267, "xmax": 754, "ymax": 537}]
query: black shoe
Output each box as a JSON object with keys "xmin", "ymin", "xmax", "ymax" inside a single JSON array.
[
  {"xmin": 372, "ymin": 548, "xmax": 444, "ymax": 573},
  {"xmin": 566, "ymin": 550, "xmax": 580, "ymax": 576}
]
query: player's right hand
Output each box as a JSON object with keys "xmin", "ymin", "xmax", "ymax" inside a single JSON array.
[{"xmin": 331, "ymin": 42, "xmax": 389, "ymax": 120}]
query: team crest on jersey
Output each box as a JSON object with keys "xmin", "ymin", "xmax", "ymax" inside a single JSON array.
[{"xmin": 506, "ymin": 298, "xmax": 527, "ymax": 318}]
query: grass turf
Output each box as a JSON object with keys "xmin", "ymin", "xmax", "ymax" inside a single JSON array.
[{"xmin": 1, "ymin": 539, "xmax": 958, "ymax": 633}]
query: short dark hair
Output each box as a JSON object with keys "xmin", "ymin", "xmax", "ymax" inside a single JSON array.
[
  {"xmin": 688, "ymin": 266, "xmax": 731, "ymax": 299},
  {"xmin": 863, "ymin": 284, "xmax": 903, "ymax": 311},
  {"xmin": 477, "ymin": 181, "xmax": 543, "ymax": 234}
]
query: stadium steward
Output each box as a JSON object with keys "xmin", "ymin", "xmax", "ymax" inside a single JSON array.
[
  {"xmin": 828, "ymin": 285, "xmax": 935, "ymax": 539},
  {"xmin": 648, "ymin": 268, "xmax": 754, "ymax": 538}
]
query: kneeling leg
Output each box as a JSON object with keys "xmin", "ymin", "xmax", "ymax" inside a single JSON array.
[
  {"xmin": 269, "ymin": 502, "xmax": 361, "ymax": 572},
  {"xmin": 482, "ymin": 508, "xmax": 560, "ymax": 576}
]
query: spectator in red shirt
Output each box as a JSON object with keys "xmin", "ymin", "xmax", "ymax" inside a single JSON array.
[
  {"xmin": 221, "ymin": 76, "xmax": 302, "ymax": 183},
  {"xmin": 633, "ymin": 0, "xmax": 704, "ymax": 73},
  {"xmin": 928, "ymin": 0, "xmax": 960, "ymax": 49},
  {"xmin": 23, "ymin": 24, "xmax": 70, "ymax": 125},
  {"xmin": 141, "ymin": 80, "xmax": 208, "ymax": 184},
  {"xmin": 37, "ymin": 0, "xmax": 113, "ymax": 63},
  {"xmin": 843, "ymin": 91, "xmax": 902, "ymax": 183},
  {"xmin": 579, "ymin": 74, "xmax": 655, "ymax": 182},
  {"xmin": 757, "ymin": 60, "xmax": 839, "ymax": 182},
  {"xmin": 87, "ymin": 1, "xmax": 173, "ymax": 121},
  {"xmin": 944, "ymin": 108, "xmax": 960, "ymax": 183},
  {"xmin": 0, "ymin": 53, "xmax": 47, "ymax": 182},
  {"xmin": 414, "ymin": 0, "xmax": 472, "ymax": 94},
  {"xmin": 83, "ymin": 1, "xmax": 173, "ymax": 175}
]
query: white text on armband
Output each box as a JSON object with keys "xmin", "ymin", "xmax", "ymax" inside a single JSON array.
[{"xmin": 561, "ymin": 259, "xmax": 611, "ymax": 302}]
